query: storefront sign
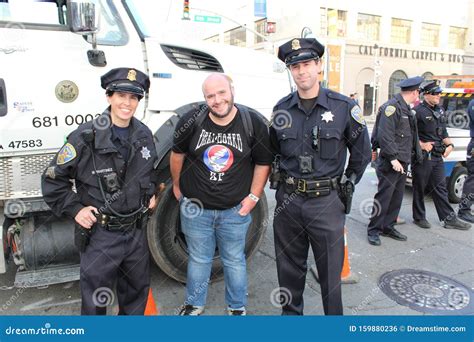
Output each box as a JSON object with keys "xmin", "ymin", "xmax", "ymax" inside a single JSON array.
[{"xmin": 358, "ymin": 45, "xmax": 464, "ymax": 63}]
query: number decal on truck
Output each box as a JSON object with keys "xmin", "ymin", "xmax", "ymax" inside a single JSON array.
[
  {"xmin": 32, "ymin": 114, "xmax": 99, "ymax": 128},
  {"xmin": 8, "ymin": 139, "xmax": 43, "ymax": 148}
]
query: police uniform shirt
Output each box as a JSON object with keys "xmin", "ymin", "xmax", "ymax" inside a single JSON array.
[
  {"xmin": 468, "ymin": 99, "xmax": 474, "ymax": 138},
  {"xmin": 111, "ymin": 125, "xmax": 131, "ymax": 161},
  {"xmin": 414, "ymin": 101, "xmax": 448, "ymax": 143},
  {"xmin": 42, "ymin": 110, "xmax": 158, "ymax": 218},
  {"xmin": 173, "ymin": 109, "xmax": 273, "ymax": 210},
  {"xmin": 270, "ymin": 88, "xmax": 371, "ymax": 181},
  {"xmin": 376, "ymin": 93, "xmax": 416, "ymax": 163}
]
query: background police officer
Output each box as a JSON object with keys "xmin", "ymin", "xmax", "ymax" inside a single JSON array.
[
  {"xmin": 458, "ymin": 99, "xmax": 474, "ymax": 223},
  {"xmin": 412, "ymin": 80, "xmax": 471, "ymax": 230},
  {"xmin": 42, "ymin": 68, "xmax": 158, "ymax": 315},
  {"xmin": 368, "ymin": 76, "xmax": 424, "ymax": 246},
  {"xmin": 270, "ymin": 38, "xmax": 371, "ymax": 315}
]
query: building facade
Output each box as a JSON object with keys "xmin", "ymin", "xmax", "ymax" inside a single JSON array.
[{"xmin": 204, "ymin": 0, "xmax": 474, "ymax": 116}]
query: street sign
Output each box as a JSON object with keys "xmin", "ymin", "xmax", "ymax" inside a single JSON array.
[{"xmin": 194, "ymin": 15, "xmax": 221, "ymax": 24}]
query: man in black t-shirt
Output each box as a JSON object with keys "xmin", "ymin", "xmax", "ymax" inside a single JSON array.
[{"xmin": 171, "ymin": 73, "xmax": 272, "ymax": 316}]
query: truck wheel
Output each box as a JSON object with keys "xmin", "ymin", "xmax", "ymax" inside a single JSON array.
[
  {"xmin": 447, "ymin": 166, "xmax": 467, "ymax": 203},
  {"xmin": 147, "ymin": 184, "xmax": 268, "ymax": 283}
]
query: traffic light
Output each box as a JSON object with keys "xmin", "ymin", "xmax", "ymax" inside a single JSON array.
[{"xmin": 183, "ymin": 0, "xmax": 190, "ymax": 20}]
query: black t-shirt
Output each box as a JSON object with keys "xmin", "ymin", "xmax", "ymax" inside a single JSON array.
[{"xmin": 173, "ymin": 109, "xmax": 272, "ymax": 209}]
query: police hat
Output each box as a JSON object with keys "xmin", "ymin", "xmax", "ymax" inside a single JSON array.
[
  {"xmin": 101, "ymin": 67, "xmax": 150, "ymax": 98},
  {"xmin": 420, "ymin": 79, "xmax": 442, "ymax": 94},
  {"xmin": 396, "ymin": 76, "xmax": 424, "ymax": 91},
  {"xmin": 278, "ymin": 38, "xmax": 325, "ymax": 66}
]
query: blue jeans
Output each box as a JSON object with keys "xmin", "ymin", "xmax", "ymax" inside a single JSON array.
[{"xmin": 179, "ymin": 198, "xmax": 251, "ymax": 309}]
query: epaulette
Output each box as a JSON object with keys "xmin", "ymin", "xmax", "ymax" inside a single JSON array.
[
  {"xmin": 327, "ymin": 90, "xmax": 352, "ymax": 104},
  {"xmin": 275, "ymin": 92, "xmax": 294, "ymax": 107}
]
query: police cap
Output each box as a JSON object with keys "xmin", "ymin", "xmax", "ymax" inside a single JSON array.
[
  {"xmin": 397, "ymin": 76, "xmax": 424, "ymax": 91},
  {"xmin": 278, "ymin": 38, "xmax": 325, "ymax": 66},
  {"xmin": 420, "ymin": 79, "xmax": 442, "ymax": 95},
  {"xmin": 101, "ymin": 67, "xmax": 150, "ymax": 99}
]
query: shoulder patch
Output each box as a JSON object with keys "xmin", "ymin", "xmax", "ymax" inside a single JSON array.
[
  {"xmin": 385, "ymin": 105, "xmax": 396, "ymax": 117},
  {"xmin": 56, "ymin": 143, "xmax": 77, "ymax": 165},
  {"xmin": 350, "ymin": 105, "xmax": 365, "ymax": 125}
]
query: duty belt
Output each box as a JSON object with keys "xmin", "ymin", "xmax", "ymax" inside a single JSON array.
[
  {"xmin": 283, "ymin": 175, "xmax": 339, "ymax": 197},
  {"xmin": 96, "ymin": 211, "xmax": 144, "ymax": 231}
]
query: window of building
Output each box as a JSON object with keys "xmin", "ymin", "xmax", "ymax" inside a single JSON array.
[
  {"xmin": 205, "ymin": 35, "xmax": 219, "ymax": 43},
  {"xmin": 388, "ymin": 70, "xmax": 408, "ymax": 99},
  {"xmin": 223, "ymin": 26, "xmax": 246, "ymax": 47},
  {"xmin": 422, "ymin": 72, "xmax": 434, "ymax": 80},
  {"xmin": 357, "ymin": 13, "xmax": 381, "ymax": 41},
  {"xmin": 255, "ymin": 18, "xmax": 266, "ymax": 44},
  {"xmin": 391, "ymin": 18, "xmax": 411, "ymax": 44},
  {"xmin": 320, "ymin": 8, "xmax": 347, "ymax": 38},
  {"xmin": 448, "ymin": 26, "xmax": 467, "ymax": 49},
  {"xmin": 421, "ymin": 23, "xmax": 440, "ymax": 47}
]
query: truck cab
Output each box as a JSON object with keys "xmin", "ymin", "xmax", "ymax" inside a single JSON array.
[{"xmin": 0, "ymin": 0, "xmax": 290, "ymax": 287}]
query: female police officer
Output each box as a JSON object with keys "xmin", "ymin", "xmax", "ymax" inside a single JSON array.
[{"xmin": 41, "ymin": 68, "xmax": 158, "ymax": 315}]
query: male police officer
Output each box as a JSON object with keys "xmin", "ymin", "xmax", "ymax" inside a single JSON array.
[
  {"xmin": 368, "ymin": 76, "xmax": 424, "ymax": 246},
  {"xmin": 458, "ymin": 99, "xmax": 474, "ymax": 223},
  {"xmin": 412, "ymin": 80, "xmax": 471, "ymax": 230},
  {"xmin": 42, "ymin": 68, "xmax": 158, "ymax": 315},
  {"xmin": 270, "ymin": 38, "xmax": 371, "ymax": 315}
]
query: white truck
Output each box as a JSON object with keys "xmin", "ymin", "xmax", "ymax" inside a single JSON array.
[{"xmin": 0, "ymin": 0, "xmax": 290, "ymax": 287}]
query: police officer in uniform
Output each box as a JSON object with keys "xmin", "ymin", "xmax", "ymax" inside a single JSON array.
[
  {"xmin": 270, "ymin": 38, "xmax": 371, "ymax": 315},
  {"xmin": 42, "ymin": 68, "xmax": 158, "ymax": 315},
  {"xmin": 412, "ymin": 80, "xmax": 471, "ymax": 230},
  {"xmin": 368, "ymin": 76, "xmax": 424, "ymax": 246},
  {"xmin": 458, "ymin": 99, "xmax": 474, "ymax": 223}
]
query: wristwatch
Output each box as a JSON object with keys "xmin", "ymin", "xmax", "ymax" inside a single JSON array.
[{"xmin": 248, "ymin": 193, "xmax": 260, "ymax": 202}]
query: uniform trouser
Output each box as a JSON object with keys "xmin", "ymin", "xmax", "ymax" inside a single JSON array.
[
  {"xmin": 273, "ymin": 186, "xmax": 345, "ymax": 315},
  {"xmin": 412, "ymin": 155, "xmax": 454, "ymax": 221},
  {"xmin": 459, "ymin": 139, "xmax": 474, "ymax": 212},
  {"xmin": 80, "ymin": 224, "xmax": 150, "ymax": 315},
  {"xmin": 368, "ymin": 158, "xmax": 407, "ymax": 236}
]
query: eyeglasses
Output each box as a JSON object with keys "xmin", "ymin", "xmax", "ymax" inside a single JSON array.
[{"xmin": 427, "ymin": 92, "xmax": 441, "ymax": 96}]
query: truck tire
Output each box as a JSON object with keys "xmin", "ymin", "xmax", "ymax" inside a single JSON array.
[
  {"xmin": 147, "ymin": 183, "xmax": 268, "ymax": 283},
  {"xmin": 447, "ymin": 166, "xmax": 467, "ymax": 203}
]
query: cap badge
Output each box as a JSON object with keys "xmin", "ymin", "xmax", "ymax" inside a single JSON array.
[
  {"xmin": 127, "ymin": 69, "xmax": 137, "ymax": 82},
  {"xmin": 291, "ymin": 39, "xmax": 301, "ymax": 51}
]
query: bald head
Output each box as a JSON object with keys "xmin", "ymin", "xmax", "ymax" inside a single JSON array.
[
  {"xmin": 202, "ymin": 73, "xmax": 234, "ymax": 95},
  {"xmin": 202, "ymin": 73, "xmax": 236, "ymax": 119}
]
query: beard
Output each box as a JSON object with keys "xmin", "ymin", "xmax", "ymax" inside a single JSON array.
[{"xmin": 209, "ymin": 96, "xmax": 235, "ymax": 119}]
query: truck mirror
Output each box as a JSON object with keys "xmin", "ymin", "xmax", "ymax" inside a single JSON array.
[{"xmin": 67, "ymin": 0, "xmax": 100, "ymax": 34}]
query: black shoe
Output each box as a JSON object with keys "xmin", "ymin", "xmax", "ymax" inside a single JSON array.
[
  {"xmin": 381, "ymin": 228, "xmax": 407, "ymax": 241},
  {"xmin": 413, "ymin": 219, "xmax": 431, "ymax": 229},
  {"xmin": 368, "ymin": 235, "xmax": 381, "ymax": 246},
  {"xmin": 458, "ymin": 211, "xmax": 474, "ymax": 223},
  {"xmin": 443, "ymin": 217, "xmax": 471, "ymax": 230}
]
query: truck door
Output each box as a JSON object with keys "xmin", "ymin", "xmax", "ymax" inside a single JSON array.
[{"xmin": 0, "ymin": 0, "xmax": 144, "ymax": 159}]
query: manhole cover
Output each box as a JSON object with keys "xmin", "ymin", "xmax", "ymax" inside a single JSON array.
[{"xmin": 379, "ymin": 269, "xmax": 473, "ymax": 315}]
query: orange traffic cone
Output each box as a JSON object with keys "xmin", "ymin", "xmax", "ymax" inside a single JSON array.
[
  {"xmin": 144, "ymin": 288, "xmax": 159, "ymax": 315},
  {"xmin": 340, "ymin": 228, "xmax": 358, "ymax": 284},
  {"xmin": 310, "ymin": 227, "xmax": 358, "ymax": 284}
]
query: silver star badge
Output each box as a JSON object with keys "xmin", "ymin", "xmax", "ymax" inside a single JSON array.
[
  {"xmin": 321, "ymin": 111, "xmax": 334, "ymax": 123},
  {"xmin": 141, "ymin": 146, "xmax": 151, "ymax": 160}
]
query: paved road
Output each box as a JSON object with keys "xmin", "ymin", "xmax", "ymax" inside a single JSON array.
[{"xmin": 0, "ymin": 164, "xmax": 472, "ymax": 315}]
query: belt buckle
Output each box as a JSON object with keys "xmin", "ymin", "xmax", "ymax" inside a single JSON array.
[{"xmin": 297, "ymin": 179, "xmax": 306, "ymax": 192}]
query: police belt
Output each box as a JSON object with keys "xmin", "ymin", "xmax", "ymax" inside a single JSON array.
[
  {"xmin": 96, "ymin": 212, "xmax": 143, "ymax": 231},
  {"xmin": 282, "ymin": 175, "xmax": 339, "ymax": 197}
]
